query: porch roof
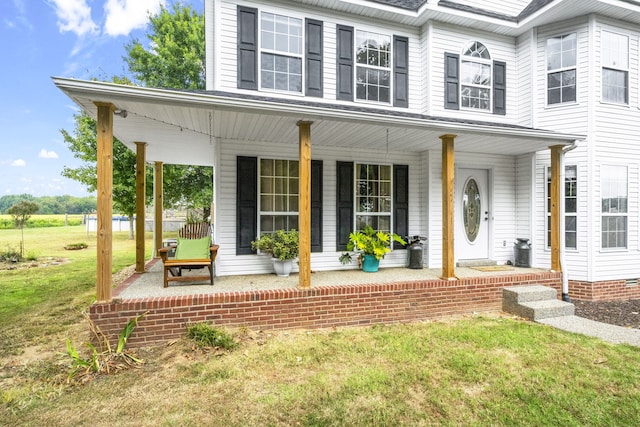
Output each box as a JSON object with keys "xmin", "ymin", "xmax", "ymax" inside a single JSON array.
[{"xmin": 53, "ymin": 77, "xmax": 583, "ymax": 167}]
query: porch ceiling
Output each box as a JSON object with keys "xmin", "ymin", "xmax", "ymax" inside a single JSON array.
[{"xmin": 53, "ymin": 77, "xmax": 583, "ymax": 166}]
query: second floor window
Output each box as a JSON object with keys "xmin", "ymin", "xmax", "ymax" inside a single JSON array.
[
  {"xmin": 461, "ymin": 41, "xmax": 492, "ymax": 111},
  {"xmin": 602, "ymin": 31, "xmax": 628, "ymax": 104},
  {"xmin": 260, "ymin": 13, "xmax": 303, "ymax": 93},
  {"xmin": 547, "ymin": 33, "xmax": 576, "ymax": 105},
  {"xmin": 355, "ymin": 31, "xmax": 391, "ymax": 103}
]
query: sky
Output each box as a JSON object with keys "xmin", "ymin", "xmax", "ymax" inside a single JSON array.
[{"xmin": 0, "ymin": 0, "xmax": 203, "ymax": 198}]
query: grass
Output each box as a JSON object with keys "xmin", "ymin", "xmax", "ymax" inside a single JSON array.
[{"xmin": 2, "ymin": 221, "xmax": 640, "ymax": 426}]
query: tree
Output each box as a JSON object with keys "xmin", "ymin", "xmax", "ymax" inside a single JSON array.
[
  {"xmin": 8, "ymin": 200, "xmax": 39, "ymax": 258},
  {"xmin": 124, "ymin": 3, "xmax": 212, "ymax": 220},
  {"xmin": 61, "ymin": 4, "xmax": 213, "ymax": 237},
  {"xmin": 124, "ymin": 3, "xmax": 205, "ymax": 89},
  {"xmin": 61, "ymin": 110, "xmax": 153, "ymax": 239}
]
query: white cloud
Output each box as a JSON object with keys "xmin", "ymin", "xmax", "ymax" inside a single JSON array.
[
  {"xmin": 104, "ymin": 0, "xmax": 165, "ymax": 37},
  {"xmin": 11, "ymin": 159, "xmax": 26, "ymax": 167},
  {"xmin": 48, "ymin": 0, "xmax": 99, "ymax": 36},
  {"xmin": 39, "ymin": 149, "xmax": 59, "ymax": 159}
]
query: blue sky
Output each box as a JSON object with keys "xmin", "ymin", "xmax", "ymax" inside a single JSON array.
[{"xmin": 0, "ymin": 0, "xmax": 203, "ymax": 197}]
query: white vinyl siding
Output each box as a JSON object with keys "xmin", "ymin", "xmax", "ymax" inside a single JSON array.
[
  {"xmin": 216, "ymin": 1, "xmax": 420, "ymax": 112},
  {"xmin": 216, "ymin": 141, "xmax": 423, "ymax": 276}
]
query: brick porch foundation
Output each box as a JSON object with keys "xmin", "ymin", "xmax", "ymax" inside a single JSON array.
[
  {"xmin": 90, "ymin": 271, "xmax": 561, "ymax": 349},
  {"xmin": 569, "ymin": 279, "xmax": 640, "ymax": 301}
]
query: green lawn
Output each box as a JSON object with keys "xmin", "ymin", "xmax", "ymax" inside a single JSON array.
[{"xmin": 1, "ymin": 224, "xmax": 640, "ymax": 426}]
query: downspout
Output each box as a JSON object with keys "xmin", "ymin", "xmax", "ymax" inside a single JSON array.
[{"xmin": 560, "ymin": 140, "xmax": 579, "ymax": 302}]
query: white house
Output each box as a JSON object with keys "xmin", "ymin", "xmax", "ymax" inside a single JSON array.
[{"xmin": 54, "ymin": 0, "xmax": 640, "ymax": 301}]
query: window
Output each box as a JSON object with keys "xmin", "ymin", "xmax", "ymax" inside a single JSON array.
[
  {"xmin": 461, "ymin": 41, "xmax": 492, "ymax": 111},
  {"xmin": 259, "ymin": 159, "xmax": 299, "ymax": 234},
  {"xmin": 336, "ymin": 26, "xmax": 408, "ymax": 106},
  {"xmin": 601, "ymin": 165, "xmax": 627, "ymax": 249},
  {"xmin": 602, "ymin": 31, "xmax": 628, "ymax": 104},
  {"xmin": 260, "ymin": 13, "xmax": 303, "ymax": 93},
  {"xmin": 444, "ymin": 44, "xmax": 505, "ymax": 114},
  {"xmin": 547, "ymin": 33, "xmax": 577, "ymax": 105},
  {"xmin": 355, "ymin": 163, "xmax": 392, "ymax": 232},
  {"xmin": 356, "ymin": 31, "xmax": 391, "ymax": 103},
  {"xmin": 547, "ymin": 166, "xmax": 577, "ymax": 249}
]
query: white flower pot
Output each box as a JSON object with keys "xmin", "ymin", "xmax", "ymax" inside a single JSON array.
[{"xmin": 272, "ymin": 258, "xmax": 293, "ymax": 277}]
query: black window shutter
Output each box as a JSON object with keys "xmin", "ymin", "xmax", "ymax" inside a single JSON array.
[
  {"xmin": 336, "ymin": 161, "xmax": 354, "ymax": 251},
  {"xmin": 444, "ymin": 52, "xmax": 459, "ymax": 110},
  {"xmin": 336, "ymin": 25, "xmax": 354, "ymax": 101},
  {"xmin": 393, "ymin": 164, "xmax": 409, "ymax": 249},
  {"xmin": 311, "ymin": 160, "xmax": 323, "ymax": 252},
  {"xmin": 237, "ymin": 6, "xmax": 258, "ymax": 90},
  {"xmin": 393, "ymin": 36, "xmax": 409, "ymax": 108},
  {"xmin": 306, "ymin": 19, "xmax": 323, "ymax": 98},
  {"xmin": 236, "ymin": 156, "xmax": 258, "ymax": 254},
  {"xmin": 493, "ymin": 60, "xmax": 506, "ymax": 115}
]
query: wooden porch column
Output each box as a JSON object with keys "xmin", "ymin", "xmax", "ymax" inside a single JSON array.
[
  {"xmin": 297, "ymin": 120, "xmax": 313, "ymax": 289},
  {"xmin": 95, "ymin": 102, "xmax": 115, "ymax": 302},
  {"xmin": 154, "ymin": 162, "xmax": 164, "ymax": 258},
  {"xmin": 440, "ymin": 134, "xmax": 457, "ymax": 280},
  {"xmin": 135, "ymin": 142, "xmax": 147, "ymax": 273},
  {"xmin": 550, "ymin": 145, "xmax": 563, "ymax": 272}
]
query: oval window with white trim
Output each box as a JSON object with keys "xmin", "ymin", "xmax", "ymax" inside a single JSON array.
[{"xmin": 463, "ymin": 178, "xmax": 481, "ymax": 242}]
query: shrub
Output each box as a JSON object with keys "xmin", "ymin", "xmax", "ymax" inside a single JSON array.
[
  {"xmin": 186, "ymin": 323, "xmax": 238, "ymax": 350},
  {"xmin": 0, "ymin": 245, "xmax": 22, "ymax": 262}
]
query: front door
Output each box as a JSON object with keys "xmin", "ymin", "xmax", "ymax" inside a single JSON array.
[{"xmin": 456, "ymin": 169, "xmax": 489, "ymax": 261}]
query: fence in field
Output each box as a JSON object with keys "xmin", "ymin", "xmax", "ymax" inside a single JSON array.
[{"xmin": 85, "ymin": 216, "xmax": 186, "ymax": 232}]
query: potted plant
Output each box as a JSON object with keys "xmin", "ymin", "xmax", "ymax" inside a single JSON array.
[
  {"xmin": 251, "ymin": 229, "xmax": 299, "ymax": 277},
  {"xmin": 340, "ymin": 225, "xmax": 406, "ymax": 272}
]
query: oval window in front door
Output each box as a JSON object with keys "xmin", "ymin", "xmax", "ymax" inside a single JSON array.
[{"xmin": 463, "ymin": 178, "xmax": 481, "ymax": 242}]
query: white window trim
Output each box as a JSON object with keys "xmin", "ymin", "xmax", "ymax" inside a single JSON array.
[
  {"xmin": 257, "ymin": 157, "xmax": 300, "ymax": 236},
  {"xmin": 545, "ymin": 32, "xmax": 578, "ymax": 106},
  {"xmin": 600, "ymin": 163, "xmax": 629, "ymax": 251},
  {"xmin": 545, "ymin": 165, "xmax": 578, "ymax": 251},
  {"xmin": 353, "ymin": 162, "xmax": 394, "ymax": 234},
  {"xmin": 600, "ymin": 29, "xmax": 629, "ymax": 106},
  {"xmin": 258, "ymin": 9, "xmax": 305, "ymax": 96},
  {"xmin": 459, "ymin": 40, "xmax": 493, "ymax": 113},
  {"xmin": 354, "ymin": 27, "xmax": 393, "ymax": 105}
]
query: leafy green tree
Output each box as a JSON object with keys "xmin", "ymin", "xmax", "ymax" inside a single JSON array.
[
  {"xmin": 7, "ymin": 200, "xmax": 40, "ymax": 257},
  {"xmin": 61, "ymin": 111, "xmax": 152, "ymax": 238},
  {"xmin": 124, "ymin": 3, "xmax": 205, "ymax": 89},
  {"xmin": 61, "ymin": 4, "xmax": 213, "ymax": 236},
  {"xmin": 125, "ymin": 3, "xmax": 212, "ymax": 220}
]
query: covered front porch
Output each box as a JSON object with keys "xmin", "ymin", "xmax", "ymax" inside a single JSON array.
[{"xmin": 53, "ymin": 77, "xmax": 576, "ymax": 346}]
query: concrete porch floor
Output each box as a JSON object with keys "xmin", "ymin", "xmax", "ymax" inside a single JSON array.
[{"xmin": 114, "ymin": 258, "xmax": 546, "ymax": 299}]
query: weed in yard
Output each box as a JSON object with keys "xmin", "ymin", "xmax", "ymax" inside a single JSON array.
[
  {"xmin": 186, "ymin": 323, "xmax": 238, "ymax": 350},
  {"xmin": 64, "ymin": 311, "xmax": 146, "ymax": 382}
]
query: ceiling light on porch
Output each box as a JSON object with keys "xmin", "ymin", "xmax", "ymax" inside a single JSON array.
[{"xmin": 114, "ymin": 109, "xmax": 128, "ymax": 118}]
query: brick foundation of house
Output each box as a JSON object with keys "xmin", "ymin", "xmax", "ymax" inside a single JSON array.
[
  {"xmin": 569, "ymin": 279, "xmax": 640, "ymax": 301},
  {"xmin": 90, "ymin": 271, "xmax": 562, "ymax": 349}
]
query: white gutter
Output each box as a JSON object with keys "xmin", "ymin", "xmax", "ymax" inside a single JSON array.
[{"xmin": 560, "ymin": 140, "xmax": 580, "ymax": 302}]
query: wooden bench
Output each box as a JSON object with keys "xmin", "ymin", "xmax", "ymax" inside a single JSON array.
[{"xmin": 158, "ymin": 244, "xmax": 219, "ymax": 288}]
